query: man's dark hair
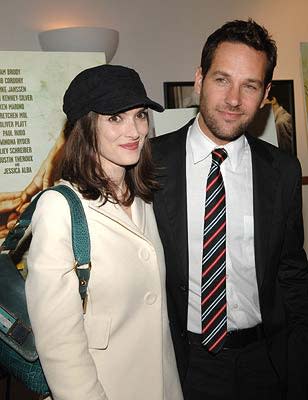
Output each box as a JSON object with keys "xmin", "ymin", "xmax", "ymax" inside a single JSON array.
[
  {"xmin": 59, "ymin": 111, "xmax": 158, "ymax": 206},
  {"xmin": 200, "ymin": 19, "xmax": 277, "ymax": 86}
]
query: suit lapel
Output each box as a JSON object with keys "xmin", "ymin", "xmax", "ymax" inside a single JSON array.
[
  {"xmin": 154, "ymin": 122, "xmax": 192, "ymax": 282},
  {"xmin": 165, "ymin": 132, "xmax": 188, "ymax": 276},
  {"xmin": 247, "ymin": 135, "xmax": 280, "ymax": 289}
]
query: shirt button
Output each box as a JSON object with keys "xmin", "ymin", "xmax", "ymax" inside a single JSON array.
[
  {"xmin": 233, "ymin": 304, "xmax": 238, "ymax": 309},
  {"xmin": 139, "ymin": 248, "xmax": 150, "ymax": 261},
  {"xmin": 144, "ymin": 292, "xmax": 157, "ymax": 305},
  {"xmin": 226, "ymin": 274, "xmax": 229, "ymax": 280}
]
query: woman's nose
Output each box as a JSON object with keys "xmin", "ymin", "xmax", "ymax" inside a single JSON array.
[{"xmin": 127, "ymin": 120, "xmax": 140, "ymax": 138}]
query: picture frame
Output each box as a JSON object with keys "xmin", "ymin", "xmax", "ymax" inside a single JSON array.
[
  {"xmin": 267, "ymin": 79, "xmax": 296, "ymax": 155},
  {"xmin": 163, "ymin": 80, "xmax": 297, "ymax": 156},
  {"xmin": 163, "ymin": 81, "xmax": 198, "ymax": 109}
]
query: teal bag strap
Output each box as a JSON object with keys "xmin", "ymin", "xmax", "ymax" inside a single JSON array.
[
  {"xmin": 49, "ymin": 185, "xmax": 91, "ymax": 312},
  {"xmin": 1, "ymin": 184, "xmax": 91, "ymax": 313},
  {"xmin": 51, "ymin": 185, "xmax": 91, "ymax": 266}
]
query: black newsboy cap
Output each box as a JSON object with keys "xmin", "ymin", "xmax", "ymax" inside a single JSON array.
[{"xmin": 63, "ymin": 64, "xmax": 164, "ymax": 123}]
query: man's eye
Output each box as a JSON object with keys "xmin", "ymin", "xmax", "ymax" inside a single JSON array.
[
  {"xmin": 215, "ymin": 78, "xmax": 227, "ymax": 84},
  {"xmin": 245, "ymin": 84, "xmax": 257, "ymax": 91}
]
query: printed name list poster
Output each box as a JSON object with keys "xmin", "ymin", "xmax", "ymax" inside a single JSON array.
[{"xmin": 0, "ymin": 51, "xmax": 105, "ymax": 239}]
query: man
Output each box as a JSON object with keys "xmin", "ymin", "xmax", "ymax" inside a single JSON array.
[{"xmin": 152, "ymin": 19, "xmax": 308, "ymax": 400}]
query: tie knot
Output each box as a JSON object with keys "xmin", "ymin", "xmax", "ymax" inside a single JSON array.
[{"xmin": 212, "ymin": 148, "xmax": 228, "ymax": 166}]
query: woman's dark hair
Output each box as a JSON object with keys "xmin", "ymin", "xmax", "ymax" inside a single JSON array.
[
  {"xmin": 58, "ymin": 111, "xmax": 158, "ymax": 205},
  {"xmin": 200, "ymin": 19, "xmax": 277, "ymax": 87}
]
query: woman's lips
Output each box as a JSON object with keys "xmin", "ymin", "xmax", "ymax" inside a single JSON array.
[{"xmin": 120, "ymin": 142, "xmax": 139, "ymax": 150}]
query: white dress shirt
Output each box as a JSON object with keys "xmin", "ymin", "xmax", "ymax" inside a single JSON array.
[{"xmin": 186, "ymin": 116, "xmax": 262, "ymax": 333}]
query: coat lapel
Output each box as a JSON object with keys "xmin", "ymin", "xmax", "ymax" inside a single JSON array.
[
  {"xmin": 247, "ymin": 135, "xmax": 280, "ymax": 289},
  {"xmin": 88, "ymin": 197, "xmax": 147, "ymax": 241},
  {"xmin": 131, "ymin": 196, "xmax": 147, "ymax": 235}
]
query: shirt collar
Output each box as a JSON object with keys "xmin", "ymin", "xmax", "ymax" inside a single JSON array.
[{"xmin": 188, "ymin": 114, "xmax": 247, "ymax": 170}]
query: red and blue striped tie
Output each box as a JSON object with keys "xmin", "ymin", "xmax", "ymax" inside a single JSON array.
[{"xmin": 201, "ymin": 148, "xmax": 228, "ymax": 353}]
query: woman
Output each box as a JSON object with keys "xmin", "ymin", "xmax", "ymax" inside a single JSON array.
[{"xmin": 25, "ymin": 65, "xmax": 183, "ymax": 400}]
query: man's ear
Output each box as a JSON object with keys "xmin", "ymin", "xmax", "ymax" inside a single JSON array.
[
  {"xmin": 260, "ymin": 82, "xmax": 272, "ymax": 109},
  {"xmin": 194, "ymin": 67, "xmax": 203, "ymax": 95}
]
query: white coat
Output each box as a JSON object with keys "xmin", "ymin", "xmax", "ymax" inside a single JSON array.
[{"xmin": 25, "ymin": 181, "xmax": 183, "ymax": 400}]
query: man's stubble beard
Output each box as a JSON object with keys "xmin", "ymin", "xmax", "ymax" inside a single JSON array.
[{"xmin": 199, "ymin": 96, "xmax": 256, "ymax": 143}]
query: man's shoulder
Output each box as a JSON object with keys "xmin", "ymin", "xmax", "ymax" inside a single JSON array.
[
  {"xmin": 151, "ymin": 118, "xmax": 194, "ymax": 148},
  {"xmin": 246, "ymin": 133, "xmax": 301, "ymax": 172}
]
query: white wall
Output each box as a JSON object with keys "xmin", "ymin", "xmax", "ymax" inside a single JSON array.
[{"xmin": 1, "ymin": 0, "xmax": 308, "ymax": 249}]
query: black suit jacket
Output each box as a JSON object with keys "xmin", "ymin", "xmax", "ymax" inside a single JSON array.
[{"xmin": 151, "ymin": 119, "xmax": 308, "ymax": 394}]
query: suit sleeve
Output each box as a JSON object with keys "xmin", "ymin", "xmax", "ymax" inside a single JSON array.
[
  {"xmin": 277, "ymin": 160, "xmax": 308, "ymax": 398},
  {"xmin": 25, "ymin": 191, "xmax": 108, "ymax": 400}
]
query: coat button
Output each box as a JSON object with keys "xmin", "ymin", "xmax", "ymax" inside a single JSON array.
[
  {"xmin": 139, "ymin": 248, "xmax": 150, "ymax": 261},
  {"xmin": 179, "ymin": 284, "xmax": 187, "ymax": 292},
  {"xmin": 144, "ymin": 292, "xmax": 157, "ymax": 305}
]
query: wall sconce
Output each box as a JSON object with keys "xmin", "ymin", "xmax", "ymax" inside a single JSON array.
[{"xmin": 38, "ymin": 27, "xmax": 119, "ymax": 63}]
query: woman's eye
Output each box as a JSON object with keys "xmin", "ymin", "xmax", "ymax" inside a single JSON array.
[
  {"xmin": 137, "ymin": 111, "xmax": 148, "ymax": 120},
  {"xmin": 108, "ymin": 115, "xmax": 121, "ymax": 123}
]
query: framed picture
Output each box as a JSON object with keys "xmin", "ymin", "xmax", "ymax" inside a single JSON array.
[
  {"xmin": 163, "ymin": 79, "xmax": 296, "ymax": 155},
  {"xmin": 164, "ymin": 81, "xmax": 197, "ymax": 109},
  {"xmin": 267, "ymin": 80, "xmax": 296, "ymax": 155}
]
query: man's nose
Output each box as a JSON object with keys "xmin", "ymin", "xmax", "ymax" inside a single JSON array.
[{"xmin": 225, "ymin": 84, "xmax": 241, "ymax": 107}]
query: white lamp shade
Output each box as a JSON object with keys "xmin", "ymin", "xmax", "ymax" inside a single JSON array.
[{"xmin": 38, "ymin": 27, "xmax": 119, "ymax": 63}]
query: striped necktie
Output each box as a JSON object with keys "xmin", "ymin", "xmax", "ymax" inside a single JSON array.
[{"xmin": 201, "ymin": 148, "xmax": 228, "ymax": 353}]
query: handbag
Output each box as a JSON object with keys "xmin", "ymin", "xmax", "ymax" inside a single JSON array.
[{"xmin": 0, "ymin": 184, "xmax": 91, "ymax": 395}]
